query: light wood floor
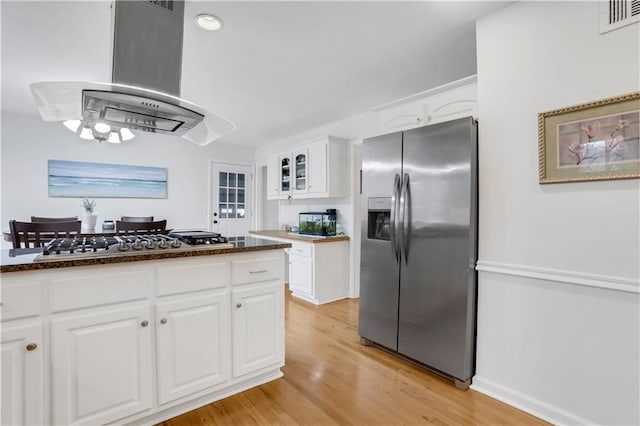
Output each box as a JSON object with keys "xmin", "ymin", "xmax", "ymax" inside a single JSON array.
[{"xmin": 159, "ymin": 288, "xmax": 547, "ymax": 425}]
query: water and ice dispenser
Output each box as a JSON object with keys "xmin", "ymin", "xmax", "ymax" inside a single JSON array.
[{"xmin": 367, "ymin": 197, "xmax": 391, "ymax": 241}]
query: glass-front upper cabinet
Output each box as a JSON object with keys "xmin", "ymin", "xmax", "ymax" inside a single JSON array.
[
  {"xmin": 295, "ymin": 152, "xmax": 307, "ymax": 191},
  {"xmin": 280, "ymin": 156, "xmax": 291, "ymax": 193}
]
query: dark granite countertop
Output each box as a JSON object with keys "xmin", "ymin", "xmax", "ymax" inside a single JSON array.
[{"xmin": 1, "ymin": 237, "xmax": 291, "ymax": 273}]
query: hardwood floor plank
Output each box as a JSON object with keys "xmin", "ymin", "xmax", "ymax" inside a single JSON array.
[{"xmin": 159, "ymin": 289, "xmax": 547, "ymax": 426}]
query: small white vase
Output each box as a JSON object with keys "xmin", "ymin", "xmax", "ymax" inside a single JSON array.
[{"xmin": 83, "ymin": 214, "xmax": 97, "ymax": 231}]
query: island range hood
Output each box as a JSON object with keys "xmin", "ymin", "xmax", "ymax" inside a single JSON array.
[{"xmin": 30, "ymin": 0, "xmax": 235, "ymax": 145}]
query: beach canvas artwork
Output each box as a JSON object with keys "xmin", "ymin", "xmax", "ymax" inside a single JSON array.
[{"xmin": 48, "ymin": 160, "xmax": 168, "ymax": 198}]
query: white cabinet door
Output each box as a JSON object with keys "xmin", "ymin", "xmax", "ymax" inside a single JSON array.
[
  {"xmin": 292, "ymin": 148, "xmax": 308, "ymax": 194},
  {"xmin": 231, "ymin": 283, "xmax": 284, "ymax": 378},
  {"xmin": 289, "ymin": 254, "xmax": 314, "ymax": 298},
  {"xmin": 51, "ymin": 306, "xmax": 153, "ymax": 425},
  {"xmin": 266, "ymin": 155, "xmax": 280, "ymax": 199},
  {"xmin": 1, "ymin": 322, "xmax": 43, "ymax": 426},
  {"xmin": 378, "ymin": 101, "xmax": 425, "ymax": 133},
  {"xmin": 307, "ymin": 141, "xmax": 327, "ymax": 194},
  {"xmin": 424, "ymin": 83, "xmax": 477, "ymax": 125},
  {"xmin": 278, "ymin": 154, "xmax": 292, "ymax": 196},
  {"xmin": 156, "ymin": 293, "xmax": 231, "ymax": 405}
]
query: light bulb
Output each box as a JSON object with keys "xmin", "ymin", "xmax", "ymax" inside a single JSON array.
[
  {"xmin": 63, "ymin": 120, "xmax": 81, "ymax": 132},
  {"xmin": 107, "ymin": 132, "xmax": 121, "ymax": 144},
  {"xmin": 120, "ymin": 127, "xmax": 135, "ymax": 141},
  {"xmin": 79, "ymin": 127, "xmax": 94, "ymax": 140},
  {"xmin": 94, "ymin": 122, "xmax": 111, "ymax": 133},
  {"xmin": 195, "ymin": 14, "xmax": 223, "ymax": 31}
]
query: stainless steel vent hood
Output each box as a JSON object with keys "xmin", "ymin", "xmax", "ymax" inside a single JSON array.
[{"xmin": 30, "ymin": 0, "xmax": 235, "ymax": 145}]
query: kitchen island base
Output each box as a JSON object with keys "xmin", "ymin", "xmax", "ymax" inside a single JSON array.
[{"xmin": 1, "ymin": 247, "xmax": 286, "ymax": 426}]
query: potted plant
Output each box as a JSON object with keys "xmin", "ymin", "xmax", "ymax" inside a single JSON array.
[{"xmin": 81, "ymin": 198, "xmax": 97, "ymax": 231}]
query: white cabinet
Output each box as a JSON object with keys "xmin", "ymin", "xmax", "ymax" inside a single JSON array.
[
  {"xmin": 292, "ymin": 148, "xmax": 308, "ymax": 194},
  {"xmin": 266, "ymin": 136, "xmax": 347, "ymax": 200},
  {"xmin": 378, "ymin": 101, "xmax": 426, "ymax": 133},
  {"xmin": 288, "ymin": 244, "xmax": 314, "ymax": 298},
  {"xmin": 1, "ymin": 322, "xmax": 44, "ymax": 426},
  {"xmin": 307, "ymin": 141, "xmax": 327, "ymax": 194},
  {"xmin": 0, "ymin": 250, "xmax": 285, "ymax": 425},
  {"xmin": 51, "ymin": 305, "xmax": 153, "ymax": 425},
  {"xmin": 232, "ymin": 283, "xmax": 284, "ymax": 378},
  {"xmin": 278, "ymin": 153, "xmax": 292, "ymax": 196},
  {"xmin": 285, "ymin": 240, "xmax": 349, "ymax": 305},
  {"xmin": 266, "ymin": 155, "xmax": 280, "ymax": 198},
  {"xmin": 377, "ymin": 78, "xmax": 477, "ymax": 134},
  {"xmin": 155, "ymin": 293, "xmax": 231, "ymax": 405}
]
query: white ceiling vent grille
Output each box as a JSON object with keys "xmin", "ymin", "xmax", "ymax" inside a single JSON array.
[{"xmin": 600, "ymin": 0, "xmax": 640, "ymax": 33}]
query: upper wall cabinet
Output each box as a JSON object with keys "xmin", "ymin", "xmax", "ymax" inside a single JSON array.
[
  {"xmin": 267, "ymin": 136, "xmax": 347, "ymax": 200},
  {"xmin": 377, "ymin": 79, "xmax": 477, "ymax": 134}
]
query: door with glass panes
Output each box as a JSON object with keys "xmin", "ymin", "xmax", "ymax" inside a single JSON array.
[{"xmin": 211, "ymin": 163, "xmax": 252, "ymax": 239}]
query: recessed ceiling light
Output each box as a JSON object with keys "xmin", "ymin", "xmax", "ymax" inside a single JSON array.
[{"xmin": 195, "ymin": 14, "xmax": 223, "ymax": 31}]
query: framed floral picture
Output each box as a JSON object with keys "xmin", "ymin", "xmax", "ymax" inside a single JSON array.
[{"xmin": 538, "ymin": 92, "xmax": 640, "ymax": 184}]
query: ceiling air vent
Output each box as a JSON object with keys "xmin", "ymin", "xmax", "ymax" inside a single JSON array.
[
  {"xmin": 148, "ymin": 0, "xmax": 174, "ymax": 11},
  {"xmin": 600, "ymin": 0, "xmax": 640, "ymax": 33}
]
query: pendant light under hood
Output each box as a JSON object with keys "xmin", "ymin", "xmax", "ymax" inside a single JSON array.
[{"xmin": 30, "ymin": 0, "xmax": 235, "ymax": 146}]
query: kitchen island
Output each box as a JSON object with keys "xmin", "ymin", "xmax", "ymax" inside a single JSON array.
[{"xmin": 1, "ymin": 237, "xmax": 290, "ymax": 425}]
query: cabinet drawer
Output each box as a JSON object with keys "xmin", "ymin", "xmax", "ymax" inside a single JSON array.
[
  {"xmin": 157, "ymin": 259, "xmax": 230, "ymax": 296},
  {"xmin": 49, "ymin": 268, "xmax": 152, "ymax": 313},
  {"xmin": 1, "ymin": 280, "xmax": 41, "ymax": 322},
  {"xmin": 231, "ymin": 257, "xmax": 281, "ymax": 286},
  {"xmin": 290, "ymin": 242, "xmax": 313, "ymax": 258}
]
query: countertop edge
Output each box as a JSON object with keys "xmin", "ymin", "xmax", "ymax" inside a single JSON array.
[
  {"xmin": 249, "ymin": 230, "xmax": 350, "ymax": 243},
  {"xmin": 0, "ymin": 243, "xmax": 291, "ymax": 273}
]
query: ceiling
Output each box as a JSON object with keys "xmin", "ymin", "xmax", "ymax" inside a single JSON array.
[{"xmin": 1, "ymin": 1, "xmax": 509, "ymax": 147}]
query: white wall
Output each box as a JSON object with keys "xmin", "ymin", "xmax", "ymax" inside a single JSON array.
[
  {"xmin": 474, "ymin": 2, "xmax": 640, "ymax": 425},
  {"xmin": 1, "ymin": 111, "xmax": 254, "ymax": 242}
]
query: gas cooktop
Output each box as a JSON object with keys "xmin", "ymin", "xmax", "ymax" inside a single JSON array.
[{"xmin": 34, "ymin": 233, "xmax": 233, "ymax": 262}]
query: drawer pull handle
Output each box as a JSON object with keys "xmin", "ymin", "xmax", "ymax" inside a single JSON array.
[
  {"xmin": 26, "ymin": 343, "xmax": 37, "ymax": 352},
  {"xmin": 236, "ymin": 302, "xmax": 242, "ymax": 308},
  {"xmin": 249, "ymin": 269, "xmax": 267, "ymax": 274},
  {"xmin": 160, "ymin": 318, "xmax": 168, "ymax": 325},
  {"xmin": 141, "ymin": 320, "xmax": 149, "ymax": 328}
]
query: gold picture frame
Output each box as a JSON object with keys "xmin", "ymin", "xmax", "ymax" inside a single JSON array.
[{"xmin": 538, "ymin": 92, "xmax": 640, "ymax": 184}]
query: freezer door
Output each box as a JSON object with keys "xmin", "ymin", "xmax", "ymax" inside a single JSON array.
[
  {"xmin": 359, "ymin": 131, "xmax": 403, "ymax": 350},
  {"xmin": 397, "ymin": 117, "xmax": 478, "ymax": 381}
]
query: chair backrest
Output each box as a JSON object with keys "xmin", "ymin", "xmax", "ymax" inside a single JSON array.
[
  {"xmin": 31, "ymin": 216, "xmax": 78, "ymax": 223},
  {"xmin": 115, "ymin": 220, "xmax": 167, "ymax": 234},
  {"xmin": 10, "ymin": 220, "xmax": 82, "ymax": 249},
  {"xmin": 120, "ymin": 216, "xmax": 154, "ymax": 223}
]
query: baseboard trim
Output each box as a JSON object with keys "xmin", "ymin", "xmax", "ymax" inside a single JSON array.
[
  {"xmin": 471, "ymin": 376, "xmax": 594, "ymax": 425},
  {"xmin": 476, "ymin": 260, "xmax": 639, "ymax": 294}
]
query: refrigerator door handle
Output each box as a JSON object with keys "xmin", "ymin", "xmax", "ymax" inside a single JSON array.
[
  {"xmin": 390, "ymin": 173, "xmax": 401, "ymax": 262},
  {"xmin": 400, "ymin": 173, "xmax": 411, "ymax": 263}
]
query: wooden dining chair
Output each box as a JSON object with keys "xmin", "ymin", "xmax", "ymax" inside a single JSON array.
[
  {"xmin": 120, "ymin": 216, "xmax": 154, "ymax": 223},
  {"xmin": 10, "ymin": 220, "xmax": 82, "ymax": 249},
  {"xmin": 31, "ymin": 216, "xmax": 78, "ymax": 222},
  {"xmin": 115, "ymin": 220, "xmax": 167, "ymax": 234}
]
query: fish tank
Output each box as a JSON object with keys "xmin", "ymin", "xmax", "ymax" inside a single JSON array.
[{"xmin": 298, "ymin": 210, "xmax": 337, "ymax": 236}]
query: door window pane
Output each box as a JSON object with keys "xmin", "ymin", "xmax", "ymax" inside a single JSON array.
[
  {"xmin": 237, "ymin": 174, "xmax": 245, "ymax": 188},
  {"xmin": 219, "ymin": 204, "xmax": 227, "ymax": 219},
  {"xmin": 237, "ymin": 205, "xmax": 245, "ymax": 219},
  {"xmin": 219, "ymin": 188, "xmax": 227, "ymax": 203},
  {"xmin": 229, "ymin": 173, "xmax": 236, "ymax": 187},
  {"xmin": 228, "ymin": 188, "xmax": 236, "ymax": 203},
  {"xmin": 237, "ymin": 189, "xmax": 245, "ymax": 203},
  {"xmin": 219, "ymin": 172, "xmax": 227, "ymax": 187}
]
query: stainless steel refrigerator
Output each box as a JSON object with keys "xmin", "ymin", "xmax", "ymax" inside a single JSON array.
[{"xmin": 359, "ymin": 116, "xmax": 478, "ymax": 389}]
